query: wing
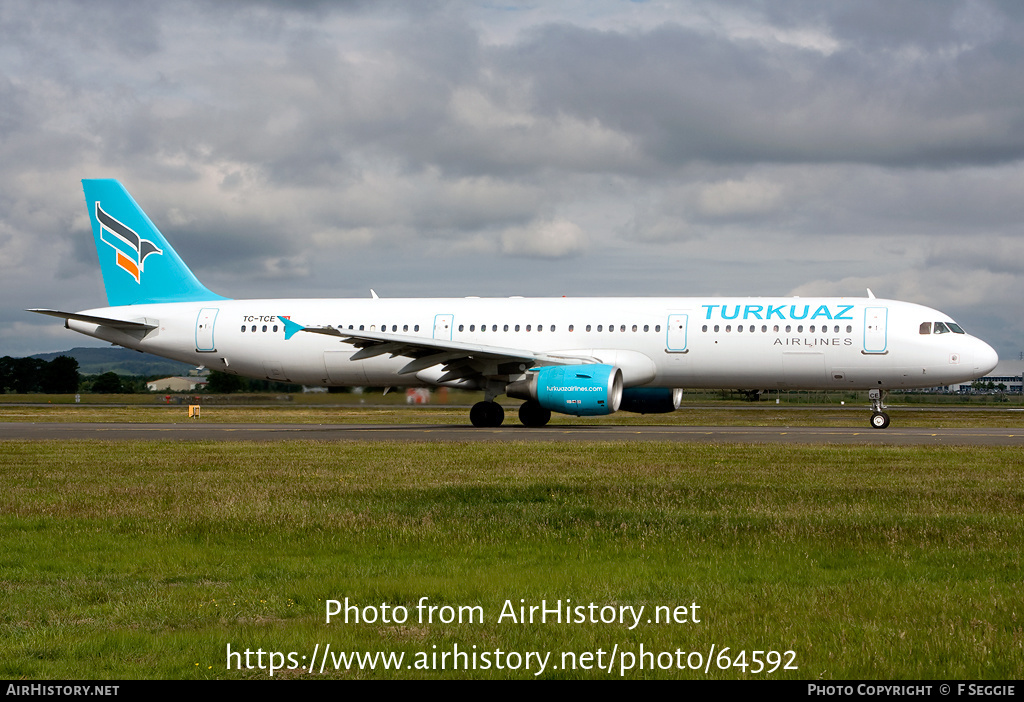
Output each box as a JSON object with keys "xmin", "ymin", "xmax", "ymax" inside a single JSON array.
[{"xmin": 279, "ymin": 316, "xmax": 598, "ymax": 385}]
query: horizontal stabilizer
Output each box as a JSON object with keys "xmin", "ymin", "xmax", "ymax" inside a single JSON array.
[{"xmin": 27, "ymin": 308, "xmax": 158, "ymax": 331}]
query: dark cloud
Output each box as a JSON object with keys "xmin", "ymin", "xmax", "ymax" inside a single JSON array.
[
  {"xmin": 499, "ymin": 19, "xmax": 1024, "ymax": 169},
  {"xmin": 2, "ymin": 1, "xmax": 1024, "ymax": 357}
]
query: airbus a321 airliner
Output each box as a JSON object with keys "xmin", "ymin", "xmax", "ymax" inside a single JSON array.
[{"xmin": 31, "ymin": 180, "xmax": 998, "ymax": 429}]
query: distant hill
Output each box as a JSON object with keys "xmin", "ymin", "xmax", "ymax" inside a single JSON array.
[{"xmin": 30, "ymin": 347, "xmax": 196, "ymax": 377}]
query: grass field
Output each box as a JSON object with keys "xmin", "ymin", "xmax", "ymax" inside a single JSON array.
[
  {"xmin": 2, "ymin": 435, "xmax": 1022, "ymax": 679},
  {"xmin": 3, "ymin": 400, "xmax": 1024, "ymax": 428}
]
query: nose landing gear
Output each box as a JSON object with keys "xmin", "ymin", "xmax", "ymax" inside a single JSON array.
[{"xmin": 869, "ymin": 389, "xmax": 890, "ymax": 429}]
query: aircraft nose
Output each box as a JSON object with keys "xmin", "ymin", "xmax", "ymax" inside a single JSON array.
[{"xmin": 974, "ymin": 338, "xmax": 999, "ymax": 376}]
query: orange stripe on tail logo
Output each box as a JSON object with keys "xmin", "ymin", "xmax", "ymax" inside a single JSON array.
[{"xmin": 115, "ymin": 251, "xmax": 141, "ymax": 283}]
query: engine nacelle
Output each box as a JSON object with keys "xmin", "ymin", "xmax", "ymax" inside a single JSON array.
[
  {"xmin": 507, "ymin": 364, "xmax": 623, "ymax": 416},
  {"xmin": 619, "ymin": 387, "xmax": 683, "ymax": 414}
]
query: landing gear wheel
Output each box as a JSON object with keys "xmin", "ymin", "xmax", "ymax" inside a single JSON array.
[
  {"xmin": 470, "ymin": 401, "xmax": 504, "ymax": 427},
  {"xmin": 868, "ymin": 389, "xmax": 890, "ymax": 429},
  {"xmin": 518, "ymin": 401, "xmax": 552, "ymax": 428}
]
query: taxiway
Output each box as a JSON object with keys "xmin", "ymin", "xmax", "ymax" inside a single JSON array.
[{"xmin": 2, "ymin": 422, "xmax": 1023, "ymax": 445}]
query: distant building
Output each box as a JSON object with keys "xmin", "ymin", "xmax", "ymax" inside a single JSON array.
[
  {"xmin": 946, "ymin": 360, "xmax": 1024, "ymax": 393},
  {"xmin": 146, "ymin": 376, "xmax": 209, "ymax": 392}
]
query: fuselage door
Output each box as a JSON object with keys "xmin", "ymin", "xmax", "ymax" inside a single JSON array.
[
  {"xmin": 666, "ymin": 314, "xmax": 689, "ymax": 353},
  {"xmin": 863, "ymin": 307, "xmax": 888, "ymax": 354},
  {"xmin": 195, "ymin": 307, "xmax": 218, "ymax": 352},
  {"xmin": 433, "ymin": 314, "xmax": 454, "ymax": 341}
]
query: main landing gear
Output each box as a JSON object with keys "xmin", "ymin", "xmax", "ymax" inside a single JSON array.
[
  {"xmin": 469, "ymin": 400, "xmax": 552, "ymax": 428},
  {"xmin": 518, "ymin": 400, "xmax": 551, "ymax": 428},
  {"xmin": 869, "ymin": 389, "xmax": 890, "ymax": 429},
  {"xmin": 470, "ymin": 401, "xmax": 504, "ymax": 427}
]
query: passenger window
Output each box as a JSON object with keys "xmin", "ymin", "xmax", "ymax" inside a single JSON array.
[
  {"xmin": 240, "ymin": 325, "xmax": 246, "ymax": 332},
  {"xmin": 714, "ymin": 325, "xmax": 719, "ymax": 332},
  {"xmin": 597, "ymin": 325, "xmax": 603, "ymax": 332},
  {"xmin": 568, "ymin": 325, "xmax": 573, "ymax": 332},
  {"xmin": 526, "ymin": 325, "xmax": 531, "ymax": 331},
  {"xmin": 655, "ymin": 325, "xmax": 661, "ymax": 332},
  {"xmin": 644, "ymin": 325, "xmax": 649, "ymax": 332},
  {"xmin": 504, "ymin": 324, "xmax": 509, "ymax": 331},
  {"xmin": 515, "ymin": 325, "xmax": 520, "ymax": 331},
  {"xmin": 586, "ymin": 325, "xmax": 591, "ymax": 332}
]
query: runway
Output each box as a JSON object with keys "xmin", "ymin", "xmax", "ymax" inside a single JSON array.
[{"xmin": 2, "ymin": 421, "xmax": 1023, "ymax": 445}]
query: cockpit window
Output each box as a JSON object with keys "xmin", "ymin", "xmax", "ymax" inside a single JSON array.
[
  {"xmin": 919, "ymin": 322, "xmax": 931, "ymax": 334},
  {"xmin": 933, "ymin": 322, "xmax": 950, "ymax": 334},
  {"xmin": 948, "ymin": 323, "xmax": 965, "ymax": 334}
]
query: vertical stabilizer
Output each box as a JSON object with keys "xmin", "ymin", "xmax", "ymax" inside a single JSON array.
[{"xmin": 82, "ymin": 179, "xmax": 228, "ymax": 306}]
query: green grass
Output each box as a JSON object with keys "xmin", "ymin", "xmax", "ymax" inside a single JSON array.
[
  {"xmin": 2, "ymin": 440, "xmax": 1022, "ymax": 679},
  {"xmin": 2, "ymin": 402, "xmax": 1024, "ymax": 427}
]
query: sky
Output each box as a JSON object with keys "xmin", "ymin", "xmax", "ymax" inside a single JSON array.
[{"xmin": 2, "ymin": 0, "xmax": 1023, "ymax": 358}]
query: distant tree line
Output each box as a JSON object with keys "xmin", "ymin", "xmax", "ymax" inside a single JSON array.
[
  {"xmin": 1, "ymin": 357, "xmax": 304, "ymax": 394},
  {"xmin": 205, "ymin": 371, "xmax": 301, "ymax": 394},
  {"xmin": 1, "ymin": 356, "xmax": 146, "ymax": 394},
  {"xmin": 0, "ymin": 355, "xmax": 80, "ymax": 393}
]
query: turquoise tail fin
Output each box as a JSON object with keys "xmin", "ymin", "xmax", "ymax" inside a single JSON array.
[{"xmin": 82, "ymin": 179, "xmax": 229, "ymax": 306}]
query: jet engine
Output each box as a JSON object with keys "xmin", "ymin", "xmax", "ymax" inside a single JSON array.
[
  {"xmin": 618, "ymin": 387, "xmax": 683, "ymax": 414},
  {"xmin": 507, "ymin": 364, "xmax": 623, "ymax": 416}
]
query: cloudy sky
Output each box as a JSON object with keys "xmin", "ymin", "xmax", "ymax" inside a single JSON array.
[{"xmin": 3, "ymin": 0, "xmax": 1023, "ymax": 358}]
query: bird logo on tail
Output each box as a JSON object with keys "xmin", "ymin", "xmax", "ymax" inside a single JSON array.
[{"xmin": 95, "ymin": 201, "xmax": 163, "ymax": 283}]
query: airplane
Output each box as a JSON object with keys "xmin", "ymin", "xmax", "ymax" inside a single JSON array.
[{"xmin": 30, "ymin": 179, "xmax": 999, "ymax": 429}]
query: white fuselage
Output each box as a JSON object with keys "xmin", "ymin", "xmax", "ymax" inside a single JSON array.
[{"xmin": 66, "ymin": 296, "xmax": 998, "ymax": 392}]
